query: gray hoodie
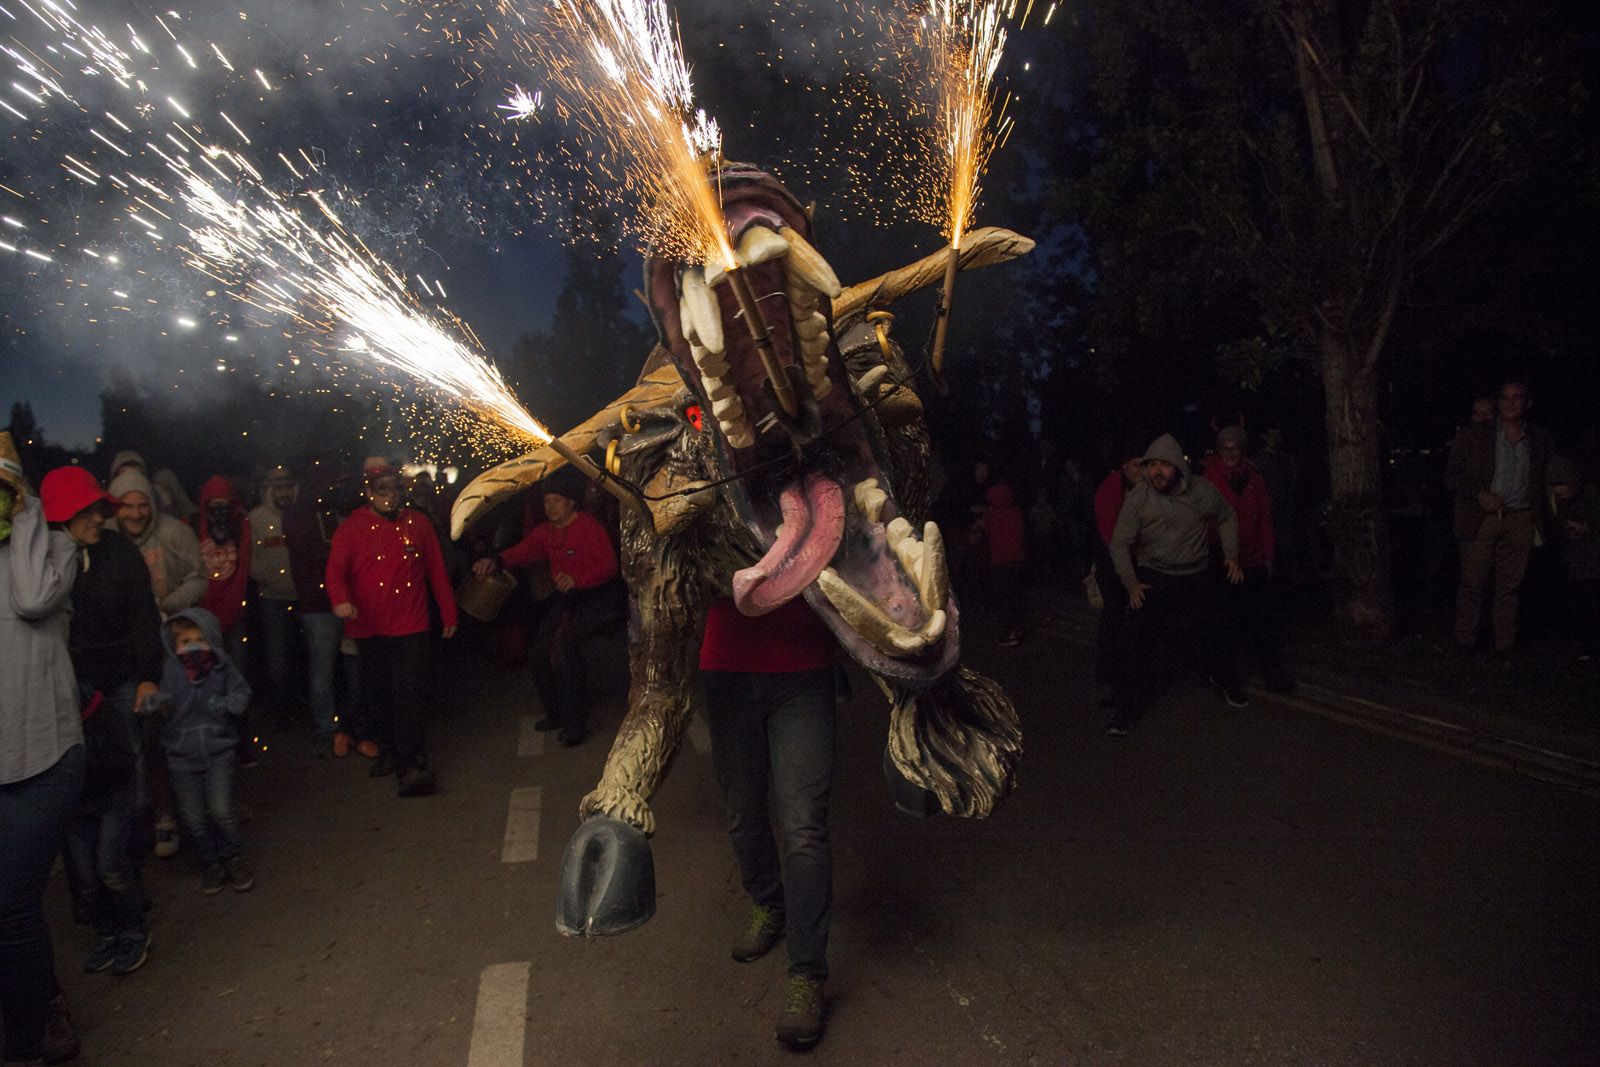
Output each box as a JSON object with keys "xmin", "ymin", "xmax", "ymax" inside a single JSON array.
[
  {"xmin": 1111, "ymin": 433, "xmax": 1239, "ymax": 587},
  {"xmin": 0, "ymin": 495, "xmax": 83, "ymax": 784},
  {"xmin": 157, "ymin": 607, "xmax": 252, "ymax": 771},
  {"xmin": 108, "ymin": 468, "xmax": 208, "ymax": 616}
]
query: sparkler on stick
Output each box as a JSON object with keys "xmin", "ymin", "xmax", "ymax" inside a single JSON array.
[
  {"xmin": 915, "ymin": 0, "xmax": 1016, "ymax": 390},
  {"xmin": 534, "ymin": 0, "xmax": 799, "ymax": 418}
]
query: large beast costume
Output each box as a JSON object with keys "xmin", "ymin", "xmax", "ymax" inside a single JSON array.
[{"xmin": 451, "ymin": 165, "xmax": 1031, "ymax": 935}]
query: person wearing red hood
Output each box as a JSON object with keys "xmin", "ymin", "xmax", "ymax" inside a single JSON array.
[
  {"xmin": 978, "ymin": 476, "xmax": 1028, "ymax": 647},
  {"xmin": 196, "ymin": 476, "xmax": 252, "ymax": 653},
  {"xmin": 1205, "ymin": 426, "xmax": 1293, "ymax": 692},
  {"xmin": 326, "ymin": 461, "xmax": 457, "ymax": 797}
]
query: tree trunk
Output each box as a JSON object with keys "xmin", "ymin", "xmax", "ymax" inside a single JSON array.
[{"xmin": 1319, "ymin": 327, "xmax": 1395, "ymax": 637}]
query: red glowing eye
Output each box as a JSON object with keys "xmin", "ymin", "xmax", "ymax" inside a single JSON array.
[{"xmin": 685, "ymin": 404, "xmax": 703, "ymax": 432}]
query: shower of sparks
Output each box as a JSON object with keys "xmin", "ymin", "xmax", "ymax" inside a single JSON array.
[
  {"xmin": 914, "ymin": 0, "xmax": 1017, "ymax": 248},
  {"xmin": 498, "ymin": 84, "xmax": 542, "ymax": 120},
  {"xmin": 503, "ymin": 0, "xmax": 734, "ymax": 267}
]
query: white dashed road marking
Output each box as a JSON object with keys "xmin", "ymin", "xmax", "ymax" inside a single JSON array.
[
  {"xmin": 516, "ymin": 716, "xmax": 545, "ymax": 758},
  {"xmin": 467, "ymin": 962, "xmax": 531, "ymax": 1067},
  {"xmin": 501, "ymin": 786, "xmax": 542, "ymax": 863}
]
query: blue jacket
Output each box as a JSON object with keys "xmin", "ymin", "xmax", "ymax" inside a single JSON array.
[{"xmin": 157, "ymin": 607, "xmax": 251, "ymax": 771}]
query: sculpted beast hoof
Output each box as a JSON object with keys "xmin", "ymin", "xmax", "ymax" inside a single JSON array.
[{"xmin": 555, "ymin": 816, "xmax": 656, "ymax": 937}]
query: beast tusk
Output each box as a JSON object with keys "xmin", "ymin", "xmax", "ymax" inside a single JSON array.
[
  {"xmin": 777, "ymin": 226, "xmax": 841, "ymax": 298},
  {"xmin": 919, "ymin": 521, "xmax": 949, "ymax": 615},
  {"xmin": 852, "ymin": 479, "xmax": 887, "ymax": 525},
  {"xmin": 678, "ymin": 268, "xmax": 723, "ymax": 355},
  {"xmin": 706, "ymin": 225, "xmax": 790, "ymax": 288}
]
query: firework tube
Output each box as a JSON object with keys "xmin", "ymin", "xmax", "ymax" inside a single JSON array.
[
  {"xmin": 724, "ymin": 264, "xmax": 801, "ymax": 420},
  {"xmin": 927, "ymin": 243, "xmax": 960, "ymax": 395}
]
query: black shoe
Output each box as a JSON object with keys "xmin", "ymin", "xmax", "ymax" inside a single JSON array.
[
  {"xmin": 109, "ymin": 931, "xmax": 150, "ymax": 975},
  {"xmin": 731, "ymin": 905, "xmax": 785, "ymax": 962},
  {"xmin": 997, "ymin": 630, "xmax": 1022, "ymax": 648},
  {"xmin": 1211, "ymin": 674, "xmax": 1250, "ymax": 708},
  {"xmin": 42, "ymin": 990, "xmax": 80, "ymax": 1064},
  {"xmin": 775, "ymin": 975, "xmax": 825, "ymax": 1050},
  {"xmin": 201, "ymin": 864, "xmax": 226, "ymax": 895},
  {"xmin": 223, "ymin": 854, "xmax": 255, "ymax": 892},
  {"xmin": 558, "ymin": 729, "xmax": 586, "ymax": 747},
  {"xmin": 1105, "ymin": 718, "xmax": 1131, "ymax": 737},
  {"xmin": 533, "ymin": 716, "xmax": 561, "ymax": 732},
  {"xmin": 369, "ymin": 753, "xmax": 394, "ymax": 778},
  {"xmin": 397, "ymin": 766, "xmax": 437, "ymax": 797}
]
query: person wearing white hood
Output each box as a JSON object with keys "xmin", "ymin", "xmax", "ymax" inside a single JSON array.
[
  {"xmin": 1108, "ymin": 433, "xmax": 1247, "ymax": 734},
  {"xmin": 108, "ymin": 465, "xmax": 207, "ymax": 861}
]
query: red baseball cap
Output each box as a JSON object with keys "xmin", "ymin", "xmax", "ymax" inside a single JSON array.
[{"xmin": 40, "ymin": 466, "xmax": 121, "ymax": 523}]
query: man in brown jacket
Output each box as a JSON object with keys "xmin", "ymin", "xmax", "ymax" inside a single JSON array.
[{"xmin": 1444, "ymin": 379, "xmax": 1553, "ymax": 655}]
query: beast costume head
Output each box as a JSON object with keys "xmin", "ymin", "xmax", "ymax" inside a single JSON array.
[{"xmin": 452, "ymin": 164, "xmax": 1032, "ymax": 936}]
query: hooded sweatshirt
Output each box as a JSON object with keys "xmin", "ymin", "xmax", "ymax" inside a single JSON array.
[
  {"xmin": 0, "ymin": 495, "xmax": 83, "ymax": 785},
  {"xmin": 156, "ymin": 607, "xmax": 252, "ymax": 771},
  {"xmin": 151, "ymin": 468, "xmax": 198, "ymax": 521},
  {"xmin": 1203, "ymin": 457, "xmax": 1275, "ymax": 570},
  {"xmin": 248, "ymin": 483, "xmax": 298, "ymax": 601},
  {"xmin": 197, "ymin": 475, "xmax": 251, "ymax": 632},
  {"xmin": 326, "ymin": 503, "xmax": 458, "ymax": 638},
  {"xmin": 1111, "ymin": 434, "xmax": 1239, "ymax": 588},
  {"xmin": 68, "ymin": 526, "xmax": 164, "ymax": 693},
  {"xmin": 109, "ymin": 449, "xmax": 147, "ymax": 478},
  {"xmin": 109, "ymin": 468, "xmax": 208, "ymax": 616}
]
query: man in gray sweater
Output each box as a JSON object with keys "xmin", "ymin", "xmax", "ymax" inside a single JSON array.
[{"xmin": 1107, "ymin": 433, "xmax": 1246, "ymax": 733}]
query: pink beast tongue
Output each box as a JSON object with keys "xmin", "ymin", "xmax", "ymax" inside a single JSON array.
[{"xmin": 732, "ymin": 472, "xmax": 845, "ymax": 617}]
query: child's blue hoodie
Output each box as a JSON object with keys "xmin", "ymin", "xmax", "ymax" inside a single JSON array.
[{"xmin": 157, "ymin": 607, "xmax": 252, "ymax": 771}]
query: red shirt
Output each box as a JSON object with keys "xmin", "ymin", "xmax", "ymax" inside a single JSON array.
[
  {"xmin": 1094, "ymin": 470, "xmax": 1130, "ymax": 547},
  {"xmin": 1204, "ymin": 460, "xmax": 1275, "ymax": 569},
  {"xmin": 198, "ymin": 474, "xmax": 251, "ymax": 632},
  {"xmin": 699, "ymin": 597, "xmax": 836, "ymax": 673},
  {"xmin": 325, "ymin": 506, "xmax": 458, "ymax": 638},
  {"xmin": 498, "ymin": 512, "xmax": 618, "ymax": 590},
  {"xmin": 981, "ymin": 484, "xmax": 1026, "ymax": 565}
]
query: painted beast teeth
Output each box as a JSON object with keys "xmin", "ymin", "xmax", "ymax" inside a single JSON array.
[
  {"xmin": 792, "ymin": 311, "xmax": 828, "ymax": 341},
  {"xmin": 711, "ymin": 395, "xmax": 745, "ymax": 423},
  {"xmin": 719, "ymin": 421, "xmax": 755, "ymax": 450},
  {"xmin": 777, "ymin": 226, "xmax": 841, "ymax": 298},
  {"xmin": 699, "ymin": 375, "xmax": 737, "ymax": 403},
  {"xmin": 691, "ymin": 342, "xmax": 730, "ymax": 379},
  {"xmin": 799, "ymin": 333, "xmax": 830, "ymax": 359},
  {"xmin": 784, "ymin": 275, "xmax": 819, "ymax": 314},
  {"xmin": 891, "ymin": 530, "xmax": 926, "ymax": 588},
  {"xmin": 853, "ymin": 479, "xmax": 887, "ymax": 525},
  {"xmin": 678, "ymin": 268, "xmax": 723, "ymax": 354},
  {"xmin": 919, "ymin": 520, "xmax": 949, "ymax": 614},
  {"xmin": 817, "ymin": 568, "xmax": 931, "ymax": 658},
  {"xmin": 886, "ymin": 517, "xmax": 914, "ymax": 548},
  {"xmin": 706, "ymin": 225, "xmax": 790, "ymax": 288}
]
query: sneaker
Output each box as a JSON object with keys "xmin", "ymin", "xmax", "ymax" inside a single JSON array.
[
  {"xmin": 202, "ymin": 863, "xmax": 227, "ymax": 895},
  {"xmin": 355, "ymin": 740, "xmax": 380, "ymax": 760},
  {"xmin": 42, "ymin": 990, "xmax": 80, "ymax": 1064},
  {"xmin": 153, "ymin": 816, "xmax": 179, "ymax": 859},
  {"xmin": 83, "ymin": 936, "xmax": 118, "ymax": 974},
  {"xmin": 369, "ymin": 753, "xmax": 394, "ymax": 778},
  {"xmin": 775, "ymin": 975, "xmax": 825, "ymax": 1050},
  {"xmin": 1211, "ymin": 675, "xmax": 1250, "ymax": 708},
  {"xmin": 396, "ymin": 765, "xmax": 436, "ymax": 798},
  {"xmin": 997, "ymin": 630, "xmax": 1022, "ymax": 648},
  {"xmin": 224, "ymin": 855, "xmax": 255, "ymax": 892},
  {"xmin": 1105, "ymin": 718, "xmax": 1130, "ymax": 737},
  {"xmin": 731, "ymin": 905, "xmax": 785, "ymax": 963},
  {"xmin": 109, "ymin": 931, "xmax": 149, "ymax": 975},
  {"xmin": 332, "ymin": 732, "xmax": 353, "ymax": 758}
]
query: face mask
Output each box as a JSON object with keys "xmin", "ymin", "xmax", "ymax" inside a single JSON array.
[
  {"xmin": 176, "ymin": 641, "xmax": 217, "ymax": 682},
  {"xmin": 0, "ymin": 488, "xmax": 13, "ymax": 543},
  {"xmin": 206, "ymin": 506, "xmax": 232, "ymax": 545}
]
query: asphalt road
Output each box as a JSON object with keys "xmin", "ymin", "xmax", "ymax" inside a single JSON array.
[{"xmin": 46, "ymin": 625, "xmax": 1600, "ymax": 1066}]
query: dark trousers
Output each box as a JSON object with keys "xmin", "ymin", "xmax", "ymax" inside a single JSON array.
[
  {"xmin": 529, "ymin": 587, "xmax": 622, "ymax": 735},
  {"xmin": 1093, "ymin": 545, "xmax": 1130, "ymax": 687},
  {"xmin": 169, "ymin": 751, "xmax": 243, "ymax": 868},
  {"xmin": 358, "ymin": 632, "xmax": 430, "ymax": 771},
  {"xmin": 703, "ymin": 668, "xmax": 836, "ymax": 981},
  {"xmin": 0, "ymin": 744, "xmax": 85, "ymax": 1062},
  {"xmin": 62, "ymin": 777, "xmax": 146, "ymax": 939},
  {"xmin": 1114, "ymin": 567, "xmax": 1239, "ymax": 714},
  {"xmin": 1222, "ymin": 566, "xmax": 1283, "ymax": 671},
  {"xmin": 990, "ymin": 560, "xmax": 1026, "ymax": 633}
]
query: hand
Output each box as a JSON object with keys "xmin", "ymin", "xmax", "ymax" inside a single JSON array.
[
  {"xmin": 1477, "ymin": 490, "xmax": 1503, "ymax": 513},
  {"xmin": 441, "ymin": 625, "xmax": 457, "ymax": 639},
  {"xmin": 553, "ymin": 572, "xmax": 576, "ymax": 593},
  {"xmin": 333, "ymin": 601, "xmax": 357, "ymax": 619},
  {"xmin": 1128, "ymin": 582, "xmax": 1149, "ymax": 610},
  {"xmin": 1225, "ymin": 560, "xmax": 1245, "ymax": 584},
  {"xmin": 556, "ymin": 816, "xmax": 657, "ymax": 938},
  {"xmin": 471, "ymin": 557, "xmax": 499, "ymax": 577},
  {"xmin": 133, "ymin": 681, "xmax": 160, "ymax": 715}
]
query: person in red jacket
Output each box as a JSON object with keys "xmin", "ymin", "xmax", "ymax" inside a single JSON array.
[
  {"xmin": 1205, "ymin": 426, "xmax": 1293, "ymax": 692},
  {"xmin": 979, "ymin": 478, "xmax": 1027, "ymax": 647},
  {"xmin": 472, "ymin": 466, "xmax": 619, "ymax": 746},
  {"xmin": 699, "ymin": 596, "xmax": 837, "ymax": 1050},
  {"xmin": 326, "ymin": 462, "xmax": 458, "ymax": 797},
  {"xmin": 1091, "ymin": 449, "xmax": 1145, "ymax": 691},
  {"xmin": 197, "ymin": 476, "xmax": 251, "ymax": 658}
]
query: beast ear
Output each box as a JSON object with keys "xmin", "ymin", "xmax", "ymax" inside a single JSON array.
[{"xmin": 449, "ymin": 353, "xmax": 685, "ymax": 539}]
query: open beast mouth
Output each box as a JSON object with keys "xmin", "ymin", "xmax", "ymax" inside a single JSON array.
[{"xmin": 646, "ymin": 164, "xmax": 959, "ymax": 687}]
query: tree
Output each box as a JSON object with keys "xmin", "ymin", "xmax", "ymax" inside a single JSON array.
[{"xmin": 1068, "ymin": 0, "xmax": 1579, "ymax": 634}]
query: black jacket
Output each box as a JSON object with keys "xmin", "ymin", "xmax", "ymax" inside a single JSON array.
[{"xmin": 69, "ymin": 529, "xmax": 164, "ymax": 692}]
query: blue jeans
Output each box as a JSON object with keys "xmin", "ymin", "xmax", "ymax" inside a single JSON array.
[
  {"xmin": 62, "ymin": 777, "xmax": 145, "ymax": 939},
  {"xmin": 302, "ymin": 611, "xmax": 342, "ymax": 739},
  {"xmin": 0, "ymin": 744, "xmax": 85, "ymax": 1061},
  {"xmin": 169, "ymin": 751, "xmax": 243, "ymax": 867},
  {"xmin": 257, "ymin": 597, "xmax": 298, "ymax": 695},
  {"xmin": 703, "ymin": 668, "xmax": 836, "ymax": 980}
]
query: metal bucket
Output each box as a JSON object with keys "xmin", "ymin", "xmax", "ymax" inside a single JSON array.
[{"xmin": 456, "ymin": 569, "xmax": 518, "ymax": 623}]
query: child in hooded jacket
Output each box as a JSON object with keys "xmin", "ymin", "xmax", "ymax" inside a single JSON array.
[{"xmin": 156, "ymin": 607, "xmax": 256, "ymax": 893}]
